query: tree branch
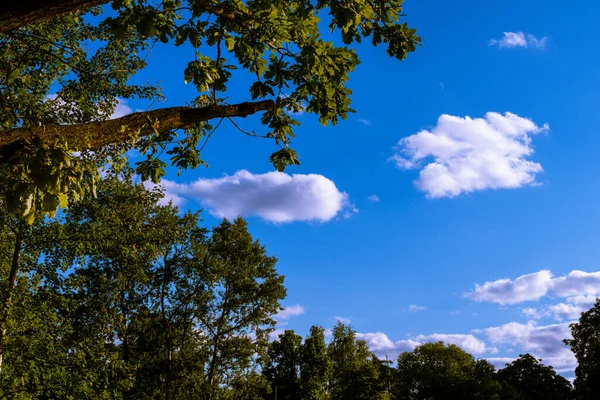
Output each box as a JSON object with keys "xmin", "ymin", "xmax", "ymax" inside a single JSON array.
[
  {"xmin": 0, "ymin": 0, "xmax": 112, "ymax": 33},
  {"xmin": 0, "ymin": 100, "xmax": 275, "ymax": 151}
]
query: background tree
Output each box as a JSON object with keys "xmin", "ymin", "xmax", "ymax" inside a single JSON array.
[
  {"xmin": 328, "ymin": 322, "xmax": 381, "ymax": 399},
  {"xmin": 497, "ymin": 354, "xmax": 572, "ymax": 400},
  {"xmin": 565, "ymin": 299, "xmax": 600, "ymax": 400},
  {"xmin": 395, "ymin": 342, "xmax": 501, "ymax": 400},
  {"xmin": 264, "ymin": 330, "xmax": 303, "ymax": 400},
  {"xmin": 0, "ymin": 0, "xmax": 420, "ymax": 220},
  {"xmin": 299, "ymin": 325, "xmax": 331, "ymax": 400}
]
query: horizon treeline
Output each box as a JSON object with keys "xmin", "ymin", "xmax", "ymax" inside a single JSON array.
[{"xmin": 0, "ymin": 174, "xmax": 598, "ymax": 399}]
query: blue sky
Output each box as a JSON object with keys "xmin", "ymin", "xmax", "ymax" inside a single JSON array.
[{"xmin": 118, "ymin": 0, "xmax": 600, "ymax": 378}]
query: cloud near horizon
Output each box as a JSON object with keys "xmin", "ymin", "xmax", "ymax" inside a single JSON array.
[
  {"xmin": 391, "ymin": 112, "xmax": 547, "ymax": 198},
  {"xmin": 465, "ymin": 269, "xmax": 600, "ymax": 305},
  {"xmin": 465, "ymin": 269, "xmax": 600, "ymax": 323},
  {"xmin": 156, "ymin": 170, "xmax": 352, "ymax": 223},
  {"xmin": 356, "ymin": 331, "xmax": 492, "ymax": 360}
]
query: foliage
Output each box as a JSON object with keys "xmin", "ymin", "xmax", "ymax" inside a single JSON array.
[
  {"xmin": 0, "ymin": 174, "xmax": 285, "ymax": 399},
  {"xmin": 497, "ymin": 354, "xmax": 572, "ymax": 400},
  {"xmin": 299, "ymin": 325, "xmax": 331, "ymax": 400},
  {"xmin": 565, "ymin": 299, "xmax": 600, "ymax": 400},
  {"xmin": 395, "ymin": 342, "xmax": 501, "ymax": 400},
  {"xmin": 328, "ymin": 322, "xmax": 382, "ymax": 399},
  {"xmin": 0, "ymin": 0, "xmax": 420, "ymax": 220},
  {"xmin": 264, "ymin": 330, "xmax": 303, "ymax": 400}
]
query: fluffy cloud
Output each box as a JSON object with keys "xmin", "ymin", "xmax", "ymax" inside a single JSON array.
[
  {"xmin": 465, "ymin": 270, "xmax": 600, "ymax": 310},
  {"xmin": 552, "ymin": 271, "xmax": 600, "ymax": 297},
  {"xmin": 356, "ymin": 331, "xmax": 491, "ymax": 360},
  {"xmin": 111, "ymin": 98, "xmax": 137, "ymax": 118},
  {"xmin": 159, "ymin": 170, "xmax": 351, "ymax": 223},
  {"xmin": 489, "ymin": 32, "xmax": 548, "ymax": 49},
  {"xmin": 415, "ymin": 333, "xmax": 489, "ymax": 355},
  {"xmin": 391, "ymin": 112, "xmax": 547, "ymax": 198},
  {"xmin": 407, "ymin": 304, "xmax": 427, "ymax": 312},
  {"xmin": 465, "ymin": 270, "xmax": 553, "ymax": 305},
  {"xmin": 547, "ymin": 295, "xmax": 597, "ymax": 321},
  {"xmin": 483, "ymin": 321, "xmax": 576, "ymax": 373},
  {"xmin": 356, "ymin": 332, "xmax": 420, "ymax": 359},
  {"xmin": 275, "ymin": 305, "xmax": 306, "ymax": 321},
  {"xmin": 368, "ymin": 194, "xmax": 380, "ymax": 203}
]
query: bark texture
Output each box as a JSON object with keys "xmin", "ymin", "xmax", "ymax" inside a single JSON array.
[
  {"xmin": 0, "ymin": 0, "xmax": 112, "ymax": 33},
  {"xmin": 0, "ymin": 100, "xmax": 275, "ymax": 151}
]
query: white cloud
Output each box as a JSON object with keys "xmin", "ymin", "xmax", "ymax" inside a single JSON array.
[
  {"xmin": 159, "ymin": 170, "xmax": 351, "ymax": 223},
  {"xmin": 269, "ymin": 329, "xmax": 286, "ymax": 342},
  {"xmin": 548, "ymin": 295, "xmax": 597, "ymax": 321},
  {"xmin": 415, "ymin": 333, "xmax": 489, "ymax": 355},
  {"xmin": 368, "ymin": 194, "xmax": 380, "ymax": 203},
  {"xmin": 465, "ymin": 270, "xmax": 600, "ymax": 312},
  {"xmin": 356, "ymin": 332, "xmax": 420, "ymax": 360},
  {"xmin": 551, "ymin": 270, "xmax": 600, "ymax": 297},
  {"xmin": 465, "ymin": 270, "xmax": 553, "ymax": 305},
  {"xmin": 335, "ymin": 316, "xmax": 352, "ymax": 324},
  {"xmin": 111, "ymin": 98, "xmax": 137, "ymax": 118},
  {"xmin": 486, "ymin": 357, "xmax": 515, "ymax": 370},
  {"xmin": 489, "ymin": 32, "xmax": 547, "ymax": 49},
  {"xmin": 391, "ymin": 112, "xmax": 547, "ymax": 198},
  {"xmin": 522, "ymin": 307, "xmax": 543, "ymax": 319},
  {"xmin": 358, "ymin": 118, "xmax": 372, "ymax": 126},
  {"xmin": 407, "ymin": 304, "xmax": 427, "ymax": 313},
  {"xmin": 483, "ymin": 320, "xmax": 576, "ymax": 372},
  {"xmin": 357, "ymin": 331, "xmax": 491, "ymax": 360},
  {"xmin": 275, "ymin": 305, "xmax": 305, "ymax": 321}
]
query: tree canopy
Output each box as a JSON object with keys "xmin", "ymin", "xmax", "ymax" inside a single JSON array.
[{"xmin": 0, "ymin": 0, "xmax": 420, "ymax": 221}]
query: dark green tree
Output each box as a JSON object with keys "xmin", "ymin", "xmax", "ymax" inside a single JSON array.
[
  {"xmin": 328, "ymin": 322, "xmax": 381, "ymax": 400},
  {"xmin": 565, "ymin": 299, "xmax": 600, "ymax": 400},
  {"xmin": 299, "ymin": 325, "xmax": 331, "ymax": 400},
  {"xmin": 264, "ymin": 330, "xmax": 303, "ymax": 400},
  {"xmin": 497, "ymin": 354, "xmax": 572, "ymax": 400},
  {"xmin": 395, "ymin": 342, "xmax": 501, "ymax": 400}
]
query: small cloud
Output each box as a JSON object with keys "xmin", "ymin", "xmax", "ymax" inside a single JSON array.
[
  {"xmin": 522, "ymin": 307, "xmax": 542, "ymax": 319},
  {"xmin": 368, "ymin": 194, "xmax": 380, "ymax": 203},
  {"xmin": 358, "ymin": 118, "xmax": 372, "ymax": 126},
  {"xmin": 489, "ymin": 32, "xmax": 547, "ymax": 49},
  {"xmin": 341, "ymin": 204, "xmax": 359, "ymax": 220},
  {"xmin": 408, "ymin": 304, "xmax": 427, "ymax": 313},
  {"xmin": 335, "ymin": 316, "xmax": 352, "ymax": 324},
  {"xmin": 450, "ymin": 310, "xmax": 460, "ymax": 316},
  {"xmin": 275, "ymin": 305, "xmax": 306, "ymax": 321}
]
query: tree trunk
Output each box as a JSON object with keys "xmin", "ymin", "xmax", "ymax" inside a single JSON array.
[
  {"xmin": 0, "ymin": 0, "xmax": 112, "ymax": 33},
  {"xmin": 0, "ymin": 228, "xmax": 23, "ymax": 374},
  {"xmin": 0, "ymin": 100, "xmax": 275, "ymax": 153}
]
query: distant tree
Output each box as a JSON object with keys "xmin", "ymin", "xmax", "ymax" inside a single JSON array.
[
  {"xmin": 565, "ymin": 299, "xmax": 600, "ymax": 400},
  {"xmin": 473, "ymin": 359, "xmax": 502, "ymax": 400},
  {"xmin": 395, "ymin": 342, "xmax": 501, "ymax": 400},
  {"xmin": 328, "ymin": 322, "xmax": 381, "ymax": 399},
  {"xmin": 264, "ymin": 330, "xmax": 303, "ymax": 400},
  {"xmin": 299, "ymin": 325, "xmax": 331, "ymax": 400},
  {"xmin": 497, "ymin": 354, "xmax": 572, "ymax": 400}
]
